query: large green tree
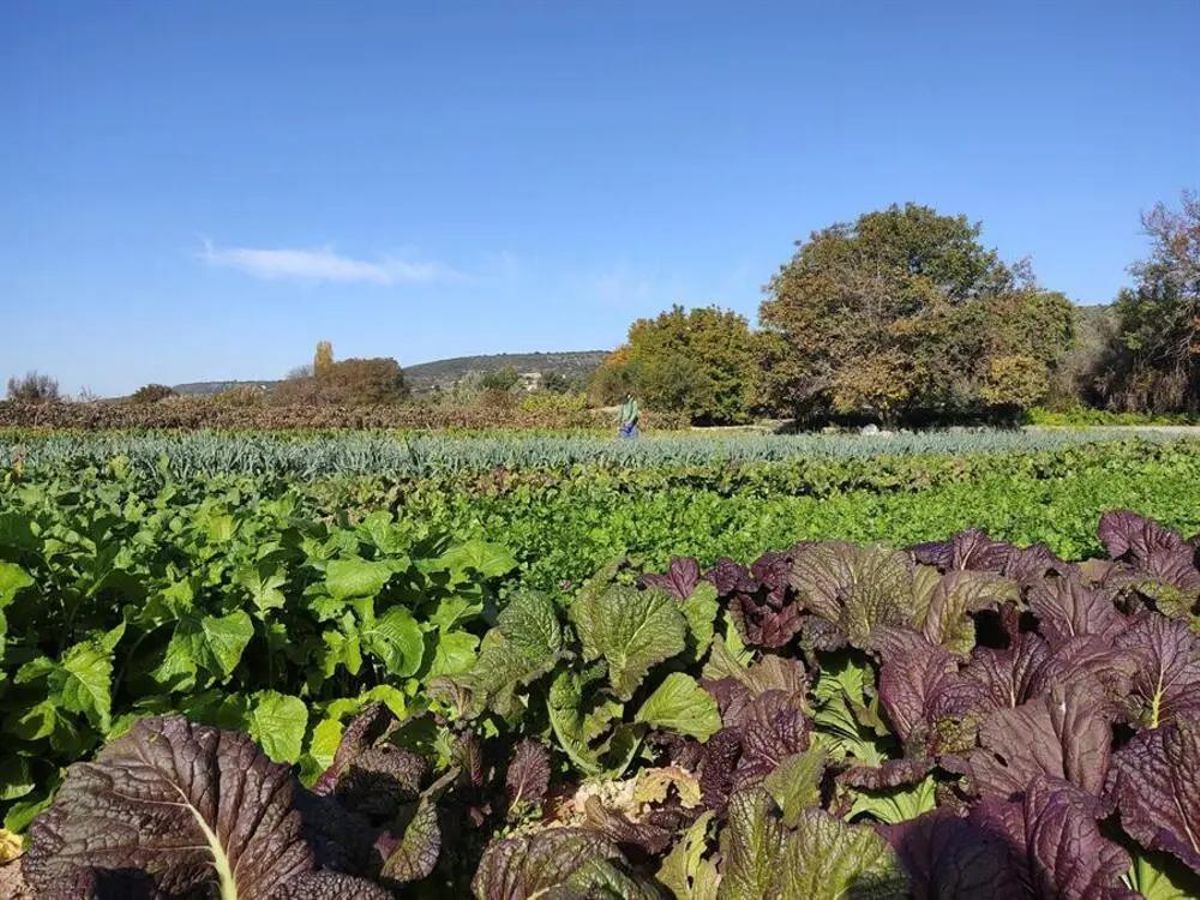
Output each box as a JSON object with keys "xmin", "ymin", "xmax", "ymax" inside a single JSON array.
[
  {"xmin": 758, "ymin": 203, "xmax": 1074, "ymax": 424},
  {"xmin": 595, "ymin": 305, "xmax": 760, "ymax": 423},
  {"xmin": 1095, "ymin": 191, "xmax": 1200, "ymax": 413}
]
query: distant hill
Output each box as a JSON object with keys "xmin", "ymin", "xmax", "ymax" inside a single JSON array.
[
  {"xmin": 170, "ymin": 350, "xmax": 609, "ymax": 397},
  {"xmin": 403, "ymin": 350, "xmax": 608, "ymax": 394},
  {"xmin": 171, "ymin": 380, "xmax": 279, "ymax": 397}
]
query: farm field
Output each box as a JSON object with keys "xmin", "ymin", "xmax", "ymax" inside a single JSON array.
[
  {"xmin": 3, "ymin": 431, "xmax": 1200, "ymax": 897},
  {"xmin": 4, "ymin": 425, "xmax": 1198, "ymax": 479}
]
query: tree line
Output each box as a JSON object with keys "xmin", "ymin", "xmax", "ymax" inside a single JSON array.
[
  {"xmin": 590, "ymin": 193, "xmax": 1200, "ymax": 426},
  {"xmin": 7, "ymin": 192, "xmax": 1197, "ymax": 427}
]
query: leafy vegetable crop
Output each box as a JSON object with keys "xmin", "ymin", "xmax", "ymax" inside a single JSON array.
[
  {"xmin": 0, "ymin": 466, "xmax": 515, "ymax": 837},
  {"xmin": 6, "ymin": 510, "xmax": 1200, "ymax": 898},
  {"xmin": 5, "ymin": 429, "xmax": 1194, "ymax": 481}
]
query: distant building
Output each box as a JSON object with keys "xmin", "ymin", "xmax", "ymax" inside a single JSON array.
[{"xmin": 519, "ymin": 371, "xmax": 542, "ymax": 392}]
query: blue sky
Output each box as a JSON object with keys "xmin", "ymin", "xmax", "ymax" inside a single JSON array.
[{"xmin": 2, "ymin": 1, "xmax": 1197, "ymax": 396}]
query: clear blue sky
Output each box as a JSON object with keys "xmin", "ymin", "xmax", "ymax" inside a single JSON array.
[{"xmin": 2, "ymin": 1, "xmax": 1197, "ymax": 396}]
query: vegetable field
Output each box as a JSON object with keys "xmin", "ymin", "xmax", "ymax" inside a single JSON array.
[{"xmin": 2, "ymin": 432, "xmax": 1200, "ymax": 898}]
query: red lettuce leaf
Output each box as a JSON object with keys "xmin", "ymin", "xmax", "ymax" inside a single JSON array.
[
  {"xmin": 876, "ymin": 629, "xmax": 988, "ymax": 750},
  {"xmin": 963, "ymin": 631, "xmax": 1052, "ymax": 713},
  {"xmin": 969, "ymin": 775, "xmax": 1134, "ymax": 900},
  {"xmin": 311, "ymin": 702, "xmax": 395, "ymax": 797},
  {"xmin": 1106, "ymin": 716, "xmax": 1200, "ymax": 874},
  {"xmin": 945, "ymin": 679, "xmax": 1114, "ymax": 801},
  {"xmin": 471, "ymin": 828, "xmax": 655, "ymax": 899},
  {"xmin": 641, "ymin": 556, "xmax": 702, "ymax": 601},
  {"xmin": 505, "ymin": 739, "xmax": 551, "ymax": 811},
  {"xmin": 877, "ymin": 808, "xmax": 1025, "ymax": 899},
  {"xmin": 22, "ymin": 716, "xmax": 384, "ymax": 899},
  {"xmin": 1114, "ymin": 614, "xmax": 1200, "ymax": 728},
  {"xmin": 1028, "ymin": 578, "xmax": 1127, "ymax": 649},
  {"xmin": 1098, "ymin": 510, "xmax": 1200, "ymax": 605}
]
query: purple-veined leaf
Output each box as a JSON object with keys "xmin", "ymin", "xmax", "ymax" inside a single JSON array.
[
  {"xmin": 22, "ymin": 716, "xmax": 384, "ymax": 899},
  {"xmin": 1106, "ymin": 717, "xmax": 1200, "ymax": 874}
]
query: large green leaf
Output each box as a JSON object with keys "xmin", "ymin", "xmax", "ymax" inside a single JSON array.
[
  {"xmin": 432, "ymin": 540, "xmax": 516, "ymax": 579},
  {"xmin": 448, "ymin": 591, "xmax": 564, "ymax": 718},
  {"xmin": 325, "ymin": 557, "xmax": 393, "ymax": 602},
  {"xmin": 155, "ymin": 610, "xmax": 254, "ymax": 689},
  {"xmin": 234, "ymin": 561, "xmax": 288, "ymax": 613},
  {"xmin": 776, "ymin": 807, "xmax": 908, "ymax": 899},
  {"xmin": 0, "ymin": 561, "xmax": 33, "ymax": 606},
  {"xmin": 428, "ymin": 630, "xmax": 478, "ymax": 678},
  {"xmin": 657, "ymin": 811, "xmax": 719, "ymax": 900},
  {"xmin": 636, "ymin": 673, "xmax": 721, "ymax": 742},
  {"xmin": 681, "ymin": 582, "xmax": 720, "ymax": 662},
  {"xmin": 846, "ymin": 776, "xmax": 937, "ymax": 825},
  {"xmin": 58, "ymin": 639, "xmax": 115, "ymax": 734},
  {"xmin": 362, "ymin": 606, "xmax": 424, "ymax": 677},
  {"xmin": 570, "ymin": 584, "xmax": 687, "ymax": 700},
  {"xmin": 763, "ymin": 748, "xmax": 827, "ymax": 827},
  {"xmin": 718, "ymin": 789, "xmax": 907, "ymax": 900},
  {"xmin": 0, "ymin": 756, "xmax": 34, "ymax": 802},
  {"xmin": 245, "ymin": 690, "xmax": 308, "ymax": 764},
  {"xmin": 0, "ymin": 561, "xmax": 33, "ymax": 657},
  {"xmin": 717, "ymin": 789, "xmax": 786, "ymax": 900},
  {"xmin": 548, "ymin": 667, "xmax": 641, "ymax": 777},
  {"xmin": 1123, "ymin": 848, "xmax": 1200, "ymax": 900}
]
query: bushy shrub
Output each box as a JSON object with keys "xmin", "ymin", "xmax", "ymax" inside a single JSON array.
[
  {"xmin": 273, "ymin": 357, "xmax": 409, "ymax": 406},
  {"xmin": 479, "ymin": 366, "xmax": 520, "ymax": 392},
  {"xmin": 129, "ymin": 383, "xmax": 177, "ymax": 404},
  {"xmin": 476, "ymin": 387, "xmax": 518, "ymax": 411},
  {"xmin": 519, "ymin": 391, "xmax": 588, "ymax": 415},
  {"xmin": 213, "ymin": 385, "xmax": 269, "ymax": 407}
]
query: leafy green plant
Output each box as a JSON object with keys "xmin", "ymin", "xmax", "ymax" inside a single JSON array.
[{"xmin": 0, "ymin": 466, "xmax": 515, "ymax": 831}]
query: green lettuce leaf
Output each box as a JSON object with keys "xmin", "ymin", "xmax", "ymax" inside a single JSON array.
[{"xmin": 636, "ymin": 673, "xmax": 721, "ymax": 742}]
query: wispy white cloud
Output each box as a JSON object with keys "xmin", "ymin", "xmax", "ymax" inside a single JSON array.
[{"xmin": 198, "ymin": 240, "xmax": 464, "ymax": 285}]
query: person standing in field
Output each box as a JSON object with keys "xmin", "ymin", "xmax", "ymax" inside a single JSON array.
[{"xmin": 619, "ymin": 392, "xmax": 640, "ymax": 439}]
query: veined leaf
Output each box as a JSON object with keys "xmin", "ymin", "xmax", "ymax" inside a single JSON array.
[
  {"xmin": 636, "ymin": 673, "xmax": 721, "ymax": 742},
  {"xmin": 58, "ymin": 639, "xmax": 115, "ymax": 734},
  {"xmin": 428, "ymin": 630, "xmax": 479, "ymax": 678},
  {"xmin": 763, "ymin": 748, "xmax": 827, "ymax": 827},
  {"xmin": 246, "ymin": 690, "xmax": 308, "ymax": 764},
  {"xmin": 657, "ymin": 811, "xmax": 719, "ymax": 900},
  {"xmin": 432, "ymin": 540, "xmax": 516, "ymax": 579},
  {"xmin": 681, "ymin": 582, "xmax": 720, "ymax": 662},
  {"xmin": 325, "ymin": 557, "xmax": 393, "ymax": 602},
  {"xmin": 846, "ymin": 775, "xmax": 938, "ymax": 825},
  {"xmin": 569, "ymin": 584, "xmax": 687, "ymax": 700},
  {"xmin": 445, "ymin": 590, "xmax": 564, "ymax": 718},
  {"xmin": 548, "ymin": 667, "xmax": 641, "ymax": 778},
  {"xmin": 362, "ymin": 606, "xmax": 424, "ymax": 677},
  {"xmin": 22, "ymin": 716, "xmax": 386, "ymax": 899},
  {"xmin": 0, "ymin": 561, "xmax": 33, "ymax": 606}
]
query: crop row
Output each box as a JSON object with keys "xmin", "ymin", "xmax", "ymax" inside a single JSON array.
[
  {"xmin": 3, "ymin": 427, "xmax": 1194, "ymax": 480},
  {"xmin": 4, "ymin": 507, "xmax": 1200, "ymax": 897}
]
